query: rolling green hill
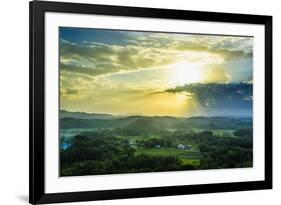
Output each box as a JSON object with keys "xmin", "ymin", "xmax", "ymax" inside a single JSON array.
[{"xmin": 60, "ymin": 110, "xmax": 252, "ymax": 130}]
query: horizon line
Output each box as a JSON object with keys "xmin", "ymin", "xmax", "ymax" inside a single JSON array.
[{"xmin": 60, "ymin": 109, "xmax": 253, "ymax": 119}]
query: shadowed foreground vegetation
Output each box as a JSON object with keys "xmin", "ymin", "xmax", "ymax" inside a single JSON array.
[{"xmin": 60, "ymin": 124, "xmax": 253, "ymax": 176}]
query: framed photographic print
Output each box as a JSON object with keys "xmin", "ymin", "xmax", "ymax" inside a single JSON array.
[{"xmin": 29, "ymin": 0, "xmax": 272, "ymax": 204}]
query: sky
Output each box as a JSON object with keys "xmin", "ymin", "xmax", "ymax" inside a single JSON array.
[{"xmin": 59, "ymin": 27, "xmax": 253, "ymax": 117}]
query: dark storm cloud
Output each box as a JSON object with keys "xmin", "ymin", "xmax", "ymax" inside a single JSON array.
[
  {"xmin": 65, "ymin": 89, "xmax": 78, "ymax": 95},
  {"xmin": 165, "ymin": 82, "xmax": 253, "ymax": 109}
]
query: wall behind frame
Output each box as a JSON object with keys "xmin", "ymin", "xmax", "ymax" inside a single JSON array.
[{"xmin": 0, "ymin": 0, "xmax": 279, "ymax": 205}]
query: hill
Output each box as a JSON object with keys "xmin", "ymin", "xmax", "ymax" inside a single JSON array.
[
  {"xmin": 121, "ymin": 118, "xmax": 160, "ymax": 135},
  {"xmin": 60, "ymin": 110, "xmax": 252, "ymax": 130},
  {"xmin": 60, "ymin": 110, "xmax": 114, "ymax": 120}
]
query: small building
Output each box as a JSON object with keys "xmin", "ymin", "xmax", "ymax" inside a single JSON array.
[
  {"xmin": 128, "ymin": 139, "xmax": 135, "ymax": 145},
  {"xmin": 177, "ymin": 144, "xmax": 185, "ymax": 150},
  {"xmin": 155, "ymin": 144, "xmax": 161, "ymax": 148},
  {"xmin": 128, "ymin": 139, "xmax": 138, "ymax": 148}
]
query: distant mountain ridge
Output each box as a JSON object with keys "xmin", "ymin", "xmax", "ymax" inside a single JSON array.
[
  {"xmin": 60, "ymin": 110, "xmax": 252, "ymax": 130},
  {"xmin": 60, "ymin": 110, "xmax": 115, "ymax": 120}
]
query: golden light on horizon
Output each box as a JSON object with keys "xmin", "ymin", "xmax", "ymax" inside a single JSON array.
[{"xmin": 138, "ymin": 92, "xmax": 192, "ymax": 117}]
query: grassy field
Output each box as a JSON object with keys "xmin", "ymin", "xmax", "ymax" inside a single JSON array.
[
  {"xmin": 115, "ymin": 129, "xmax": 234, "ymax": 168},
  {"xmin": 136, "ymin": 147, "xmax": 202, "ymax": 167},
  {"xmin": 136, "ymin": 148, "xmax": 188, "ymax": 156},
  {"xmin": 180, "ymin": 158, "xmax": 200, "ymax": 166},
  {"xmin": 116, "ymin": 135, "xmax": 158, "ymax": 141},
  {"xmin": 187, "ymin": 128, "xmax": 235, "ymax": 137},
  {"xmin": 62, "ymin": 129, "xmax": 235, "ymax": 169}
]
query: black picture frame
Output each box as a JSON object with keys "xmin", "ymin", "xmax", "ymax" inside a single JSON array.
[{"xmin": 29, "ymin": 1, "xmax": 272, "ymax": 204}]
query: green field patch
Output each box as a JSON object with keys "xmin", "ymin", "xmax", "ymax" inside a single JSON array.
[
  {"xmin": 136, "ymin": 148, "xmax": 186, "ymax": 157},
  {"xmin": 179, "ymin": 158, "xmax": 200, "ymax": 166},
  {"xmin": 136, "ymin": 148, "xmax": 201, "ymax": 167},
  {"xmin": 116, "ymin": 135, "xmax": 158, "ymax": 141},
  {"xmin": 136, "ymin": 148, "xmax": 201, "ymax": 159},
  {"xmin": 178, "ymin": 151, "xmax": 202, "ymax": 159},
  {"xmin": 189, "ymin": 128, "xmax": 235, "ymax": 137}
]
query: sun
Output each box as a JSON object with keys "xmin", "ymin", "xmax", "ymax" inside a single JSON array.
[{"xmin": 169, "ymin": 61, "xmax": 203, "ymax": 86}]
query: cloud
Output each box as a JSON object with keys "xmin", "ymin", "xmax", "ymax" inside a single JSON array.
[
  {"xmin": 65, "ymin": 89, "xmax": 78, "ymax": 95},
  {"xmin": 203, "ymin": 66, "xmax": 230, "ymax": 83},
  {"xmin": 59, "ymin": 31, "xmax": 253, "ymax": 78},
  {"xmin": 60, "ymin": 40, "xmax": 176, "ymax": 77},
  {"xmin": 60, "ymin": 63, "xmax": 117, "ymax": 76},
  {"xmin": 61, "ymin": 88, "xmax": 84, "ymax": 99},
  {"xmin": 211, "ymin": 48, "xmax": 252, "ymax": 60},
  {"xmin": 169, "ymin": 34, "xmax": 253, "ymax": 60},
  {"xmin": 164, "ymin": 82, "xmax": 253, "ymax": 110}
]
